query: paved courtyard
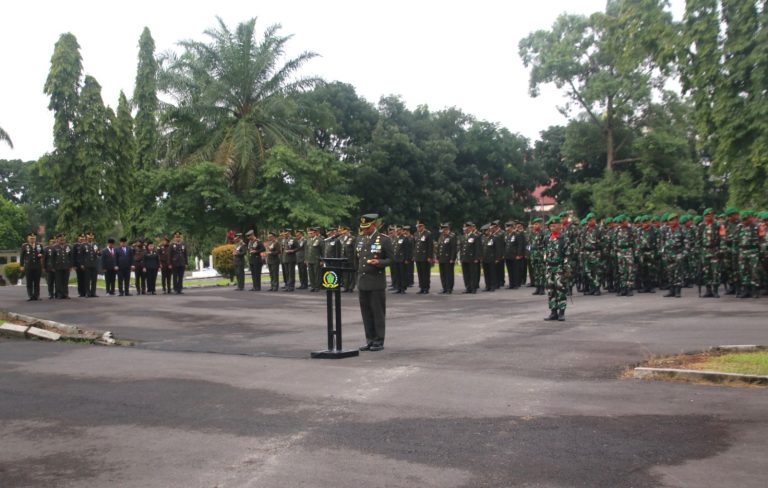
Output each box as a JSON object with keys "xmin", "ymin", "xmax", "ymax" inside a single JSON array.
[{"xmin": 0, "ymin": 283, "xmax": 766, "ymax": 487}]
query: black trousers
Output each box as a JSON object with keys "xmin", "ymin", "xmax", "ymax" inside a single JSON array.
[
  {"xmin": 308, "ymin": 263, "xmax": 320, "ymax": 290},
  {"xmin": 439, "ymin": 262, "xmax": 454, "ymax": 291},
  {"xmin": 55, "ymin": 269, "xmax": 70, "ymax": 298},
  {"xmin": 268, "ymin": 263, "xmax": 280, "ymax": 289},
  {"xmin": 343, "ymin": 270, "xmax": 356, "ymax": 291},
  {"xmin": 359, "ymin": 289, "xmax": 386, "ymax": 346},
  {"xmin": 416, "ymin": 261, "xmax": 431, "ymax": 290},
  {"xmin": 118, "ymin": 267, "xmax": 131, "ymax": 294},
  {"xmin": 461, "ymin": 261, "xmax": 479, "ymax": 291},
  {"xmin": 135, "ymin": 268, "xmax": 146, "ymax": 293},
  {"xmin": 407, "ymin": 262, "xmax": 415, "ymax": 286},
  {"xmin": 505, "ymin": 259, "xmax": 516, "ymax": 288},
  {"xmin": 146, "ymin": 268, "xmax": 158, "ymax": 292},
  {"xmin": 172, "ymin": 266, "xmax": 185, "ymax": 292},
  {"xmin": 26, "ymin": 268, "xmax": 41, "ymax": 299},
  {"xmin": 496, "ymin": 260, "xmax": 505, "ymax": 287},
  {"xmin": 85, "ymin": 267, "xmax": 98, "ymax": 296},
  {"xmin": 76, "ymin": 267, "xmax": 86, "ymax": 296},
  {"xmin": 235, "ymin": 263, "xmax": 245, "ymax": 290},
  {"xmin": 249, "ymin": 260, "xmax": 262, "ymax": 290},
  {"xmin": 482, "ymin": 261, "xmax": 496, "ymax": 290},
  {"xmin": 283, "ymin": 261, "xmax": 296, "ymax": 289},
  {"xmin": 281, "ymin": 260, "xmax": 288, "ymax": 285},
  {"xmin": 297, "ymin": 262, "xmax": 308, "ymax": 288},
  {"xmin": 105, "ymin": 269, "xmax": 116, "ymax": 294},
  {"xmin": 161, "ymin": 267, "xmax": 172, "ymax": 292},
  {"xmin": 46, "ymin": 270, "xmax": 56, "ymax": 298}
]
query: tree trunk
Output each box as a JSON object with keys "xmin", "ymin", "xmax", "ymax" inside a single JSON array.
[{"xmin": 605, "ymin": 94, "xmax": 614, "ymax": 172}]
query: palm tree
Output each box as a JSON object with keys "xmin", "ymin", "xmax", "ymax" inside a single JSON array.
[
  {"xmin": 159, "ymin": 17, "xmax": 319, "ymax": 192},
  {"xmin": 0, "ymin": 125, "xmax": 12, "ymax": 148}
]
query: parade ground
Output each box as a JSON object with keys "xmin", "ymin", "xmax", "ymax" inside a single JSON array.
[{"xmin": 0, "ymin": 284, "xmax": 766, "ymax": 487}]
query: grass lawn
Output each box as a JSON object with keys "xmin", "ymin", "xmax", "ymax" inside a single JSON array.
[{"xmin": 688, "ymin": 352, "xmax": 768, "ymax": 376}]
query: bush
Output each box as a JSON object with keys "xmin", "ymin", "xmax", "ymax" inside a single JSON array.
[
  {"xmin": 212, "ymin": 244, "xmax": 235, "ymax": 280},
  {"xmin": 4, "ymin": 262, "xmax": 22, "ymax": 285}
]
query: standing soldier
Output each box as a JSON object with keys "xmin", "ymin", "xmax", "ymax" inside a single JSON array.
[
  {"xmin": 392, "ymin": 226, "xmax": 411, "ymax": 294},
  {"xmin": 281, "ymin": 229, "xmax": 298, "ymax": 292},
  {"xmin": 73, "ymin": 233, "xmax": 88, "ymax": 297},
  {"xmin": 460, "ymin": 222, "xmax": 481, "ymax": 294},
  {"xmin": 295, "ymin": 230, "xmax": 308, "ymax": 290},
  {"xmin": 580, "ymin": 213, "xmax": 602, "ymax": 295},
  {"xmin": 52, "ymin": 234, "xmax": 74, "ymax": 299},
  {"xmin": 356, "ymin": 214, "xmax": 394, "ymax": 352},
  {"xmin": 662, "ymin": 214, "xmax": 688, "ymax": 298},
  {"xmin": 528, "ymin": 218, "xmax": 546, "ymax": 295},
  {"xmin": 615, "ymin": 215, "xmax": 636, "ymax": 296},
  {"xmin": 83, "ymin": 233, "xmax": 100, "ymax": 297},
  {"xmin": 279, "ymin": 229, "xmax": 289, "ymax": 289},
  {"xmin": 543, "ymin": 216, "xmax": 571, "ymax": 321},
  {"xmin": 169, "ymin": 231, "xmax": 188, "ymax": 294},
  {"xmin": 436, "ymin": 223, "xmax": 457, "ymax": 294},
  {"xmin": 158, "ymin": 236, "xmax": 172, "ymax": 294},
  {"xmin": 306, "ymin": 227, "xmax": 324, "ymax": 292},
  {"xmin": 265, "ymin": 232, "xmax": 281, "ymax": 292},
  {"xmin": 101, "ymin": 238, "xmax": 118, "ymax": 296},
  {"xmin": 339, "ymin": 225, "xmax": 357, "ymax": 292},
  {"xmin": 20, "ymin": 232, "xmax": 44, "ymax": 301},
  {"xmin": 246, "ymin": 230, "xmax": 265, "ymax": 291},
  {"xmin": 413, "ymin": 220, "xmax": 434, "ymax": 294},
  {"xmin": 699, "ymin": 208, "xmax": 721, "ymax": 298},
  {"xmin": 324, "ymin": 227, "xmax": 340, "ymax": 259},
  {"xmin": 133, "ymin": 239, "xmax": 147, "ymax": 295},
  {"xmin": 43, "ymin": 237, "xmax": 57, "ymax": 299},
  {"xmin": 232, "ymin": 233, "xmax": 247, "ymax": 291},
  {"xmin": 722, "ymin": 208, "xmax": 740, "ymax": 294},
  {"xmin": 403, "ymin": 225, "xmax": 416, "ymax": 288},
  {"xmin": 736, "ymin": 210, "xmax": 762, "ymax": 298},
  {"xmin": 116, "ymin": 237, "xmax": 134, "ymax": 296},
  {"xmin": 637, "ymin": 216, "xmax": 658, "ymax": 294},
  {"xmin": 143, "ymin": 241, "xmax": 160, "ymax": 295},
  {"xmin": 490, "ymin": 221, "xmax": 506, "ymax": 289}
]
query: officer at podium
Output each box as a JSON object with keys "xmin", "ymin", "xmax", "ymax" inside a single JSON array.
[{"xmin": 356, "ymin": 214, "xmax": 394, "ymax": 352}]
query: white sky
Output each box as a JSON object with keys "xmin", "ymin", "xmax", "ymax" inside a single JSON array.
[{"xmin": 0, "ymin": 0, "xmax": 684, "ymax": 162}]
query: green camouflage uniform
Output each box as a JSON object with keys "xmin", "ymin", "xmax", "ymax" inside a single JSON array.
[
  {"xmin": 637, "ymin": 225, "xmax": 658, "ymax": 292},
  {"xmin": 662, "ymin": 225, "xmax": 689, "ymax": 291},
  {"xmin": 615, "ymin": 224, "xmax": 636, "ymax": 294},
  {"xmin": 544, "ymin": 231, "xmax": 571, "ymax": 312},
  {"xmin": 580, "ymin": 225, "xmax": 602, "ymax": 293},
  {"xmin": 736, "ymin": 221, "xmax": 760, "ymax": 292},
  {"xmin": 698, "ymin": 220, "xmax": 721, "ymax": 289}
]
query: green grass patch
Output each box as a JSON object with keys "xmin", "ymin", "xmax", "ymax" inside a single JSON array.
[{"xmin": 688, "ymin": 352, "xmax": 768, "ymax": 376}]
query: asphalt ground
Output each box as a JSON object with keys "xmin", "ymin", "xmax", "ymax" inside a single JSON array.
[{"xmin": 0, "ymin": 281, "xmax": 766, "ymax": 487}]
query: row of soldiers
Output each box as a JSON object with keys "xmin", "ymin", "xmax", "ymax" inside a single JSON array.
[{"xmin": 19, "ymin": 231, "xmax": 190, "ymax": 300}]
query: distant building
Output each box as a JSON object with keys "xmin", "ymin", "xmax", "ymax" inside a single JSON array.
[{"xmin": 527, "ymin": 183, "xmax": 557, "ymax": 214}]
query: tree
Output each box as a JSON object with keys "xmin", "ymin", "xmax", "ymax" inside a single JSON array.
[
  {"xmin": 159, "ymin": 17, "xmax": 319, "ymax": 192},
  {"xmin": 519, "ymin": 0, "xmax": 676, "ymax": 171},
  {"xmin": 0, "ymin": 125, "xmax": 12, "ymax": 148},
  {"xmin": 112, "ymin": 91, "xmax": 136, "ymax": 227},
  {"xmin": 134, "ymin": 27, "xmax": 159, "ymax": 171},
  {"xmin": 0, "ymin": 195, "xmax": 30, "ymax": 248}
]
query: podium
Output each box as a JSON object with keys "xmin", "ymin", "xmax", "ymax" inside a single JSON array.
[{"xmin": 310, "ymin": 257, "xmax": 359, "ymax": 359}]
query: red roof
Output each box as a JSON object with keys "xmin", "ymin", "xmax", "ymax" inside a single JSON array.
[{"xmin": 532, "ymin": 183, "xmax": 556, "ymax": 206}]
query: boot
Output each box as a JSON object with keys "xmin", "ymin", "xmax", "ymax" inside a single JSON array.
[
  {"xmin": 544, "ymin": 310, "xmax": 558, "ymax": 321},
  {"xmin": 557, "ymin": 309, "xmax": 565, "ymax": 321},
  {"xmin": 702, "ymin": 285, "xmax": 713, "ymax": 298},
  {"xmin": 675, "ymin": 286, "xmax": 681, "ymax": 298},
  {"xmin": 664, "ymin": 287, "xmax": 675, "ymax": 297}
]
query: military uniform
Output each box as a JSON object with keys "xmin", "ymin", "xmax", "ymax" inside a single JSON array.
[
  {"xmin": 459, "ymin": 224, "xmax": 482, "ymax": 293},
  {"xmin": 492, "ymin": 223, "xmax": 506, "ymax": 288},
  {"xmin": 579, "ymin": 215, "xmax": 602, "ymax": 295},
  {"xmin": 735, "ymin": 212, "xmax": 762, "ymax": 298},
  {"xmin": 306, "ymin": 229, "xmax": 325, "ymax": 292},
  {"xmin": 43, "ymin": 239, "xmax": 57, "ymax": 299},
  {"xmin": 356, "ymin": 214, "xmax": 394, "ymax": 351},
  {"xmin": 169, "ymin": 235, "xmax": 188, "ymax": 294},
  {"xmin": 266, "ymin": 235, "xmax": 281, "ymax": 291},
  {"xmin": 614, "ymin": 217, "xmax": 636, "ymax": 296},
  {"xmin": 662, "ymin": 216, "xmax": 689, "ymax": 298},
  {"xmin": 73, "ymin": 236, "xmax": 87, "ymax": 297},
  {"xmin": 295, "ymin": 233, "xmax": 308, "ymax": 289},
  {"xmin": 543, "ymin": 218, "xmax": 571, "ymax": 321},
  {"xmin": 281, "ymin": 231, "xmax": 298, "ymax": 291},
  {"xmin": 133, "ymin": 241, "xmax": 147, "ymax": 294},
  {"xmin": 158, "ymin": 240, "xmax": 172, "ymax": 293},
  {"xmin": 20, "ymin": 235, "xmax": 44, "ymax": 300},
  {"xmin": 412, "ymin": 223, "xmax": 434, "ymax": 293},
  {"xmin": 339, "ymin": 229, "xmax": 357, "ymax": 292},
  {"xmin": 480, "ymin": 225, "xmax": 497, "ymax": 291},
  {"xmin": 504, "ymin": 223, "xmax": 525, "ymax": 289},
  {"xmin": 101, "ymin": 241, "xmax": 118, "ymax": 295},
  {"xmin": 528, "ymin": 220, "xmax": 547, "ymax": 295},
  {"xmin": 233, "ymin": 236, "xmax": 247, "ymax": 290},
  {"xmin": 246, "ymin": 231, "xmax": 265, "ymax": 290},
  {"xmin": 52, "ymin": 237, "xmax": 74, "ymax": 299},
  {"xmin": 436, "ymin": 224, "xmax": 457, "ymax": 294},
  {"xmin": 636, "ymin": 220, "xmax": 658, "ymax": 293},
  {"xmin": 392, "ymin": 229, "xmax": 412, "ymax": 293},
  {"xmin": 82, "ymin": 236, "xmax": 100, "ymax": 297},
  {"xmin": 698, "ymin": 211, "xmax": 721, "ymax": 297}
]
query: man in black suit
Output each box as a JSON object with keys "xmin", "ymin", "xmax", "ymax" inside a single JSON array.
[
  {"xmin": 356, "ymin": 214, "xmax": 394, "ymax": 352},
  {"xmin": 169, "ymin": 231, "xmax": 188, "ymax": 294},
  {"xmin": 115, "ymin": 237, "xmax": 134, "ymax": 296},
  {"xmin": 101, "ymin": 238, "xmax": 118, "ymax": 295}
]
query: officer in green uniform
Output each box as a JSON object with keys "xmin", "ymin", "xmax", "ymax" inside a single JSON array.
[
  {"xmin": 52, "ymin": 233, "xmax": 73, "ymax": 299},
  {"xmin": 480, "ymin": 223, "xmax": 497, "ymax": 291},
  {"xmin": 544, "ymin": 216, "xmax": 571, "ymax": 321},
  {"xmin": 281, "ymin": 229, "xmax": 298, "ymax": 292},
  {"xmin": 43, "ymin": 237, "xmax": 57, "ymax": 299},
  {"xmin": 580, "ymin": 213, "xmax": 602, "ymax": 295},
  {"xmin": 20, "ymin": 232, "xmax": 44, "ymax": 301},
  {"xmin": 233, "ymin": 233, "xmax": 247, "ymax": 290},
  {"xmin": 436, "ymin": 223, "xmax": 457, "ymax": 294},
  {"xmin": 246, "ymin": 230, "xmax": 265, "ymax": 291},
  {"xmin": 722, "ymin": 207, "xmax": 740, "ymax": 294},
  {"xmin": 637, "ymin": 216, "xmax": 658, "ymax": 294},
  {"xmin": 295, "ymin": 230, "xmax": 308, "ymax": 289},
  {"xmin": 306, "ymin": 227, "xmax": 324, "ymax": 292},
  {"xmin": 265, "ymin": 232, "xmax": 281, "ymax": 292},
  {"xmin": 736, "ymin": 210, "xmax": 761, "ymax": 298},
  {"xmin": 460, "ymin": 222, "xmax": 481, "ymax": 294},
  {"xmin": 73, "ymin": 233, "xmax": 87, "ymax": 297},
  {"xmin": 698, "ymin": 209, "xmax": 721, "ymax": 297},
  {"xmin": 339, "ymin": 225, "xmax": 357, "ymax": 292},
  {"xmin": 662, "ymin": 214, "xmax": 689, "ymax": 298},
  {"xmin": 83, "ymin": 232, "xmax": 100, "ymax": 297},
  {"xmin": 356, "ymin": 214, "xmax": 394, "ymax": 352},
  {"xmin": 413, "ymin": 220, "xmax": 434, "ymax": 294},
  {"xmin": 615, "ymin": 215, "xmax": 636, "ymax": 296}
]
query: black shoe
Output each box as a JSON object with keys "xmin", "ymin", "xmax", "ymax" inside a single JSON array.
[
  {"xmin": 359, "ymin": 343, "xmax": 372, "ymax": 351},
  {"xmin": 544, "ymin": 310, "xmax": 558, "ymax": 321},
  {"xmin": 675, "ymin": 286, "xmax": 681, "ymax": 298},
  {"xmin": 557, "ymin": 309, "xmax": 565, "ymax": 321},
  {"xmin": 369, "ymin": 344, "xmax": 384, "ymax": 352}
]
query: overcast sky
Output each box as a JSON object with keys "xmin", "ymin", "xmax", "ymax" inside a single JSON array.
[{"xmin": 0, "ymin": 0, "xmax": 684, "ymax": 162}]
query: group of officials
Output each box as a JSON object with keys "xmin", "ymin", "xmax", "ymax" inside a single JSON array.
[{"xmin": 19, "ymin": 232, "xmax": 189, "ymax": 300}]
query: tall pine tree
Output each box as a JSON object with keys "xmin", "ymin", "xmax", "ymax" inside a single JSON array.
[{"xmin": 134, "ymin": 27, "xmax": 158, "ymax": 171}]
